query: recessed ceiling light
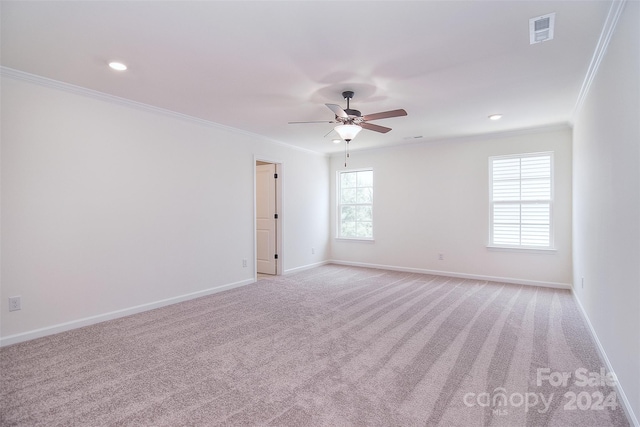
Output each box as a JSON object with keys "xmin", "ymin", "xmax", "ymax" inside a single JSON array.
[
  {"xmin": 488, "ymin": 114, "xmax": 503, "ymax": 121},
  {"xmin": 108, "ymin": 62, "xmax": 127, "ymax": 71},
  {"xmin": 332, "ymin": 139, "xmax": 341, "ymax": 144}
]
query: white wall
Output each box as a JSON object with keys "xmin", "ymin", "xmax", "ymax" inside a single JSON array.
[
  {"xmin": 572, "ymin": 1, "xmax": 640, "ymax": 421},
  {"xmin": 0, "ymin": 74, "xmax": 330, "ymax": 343},
  {"xmin": 330, "ymin": 127, "xmax": 573, "ymax": 287}
]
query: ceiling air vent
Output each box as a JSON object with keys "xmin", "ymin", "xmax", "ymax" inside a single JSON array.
[{"xmin": 529, "ymin": 13, "xmax": 555, "ymax": 44}]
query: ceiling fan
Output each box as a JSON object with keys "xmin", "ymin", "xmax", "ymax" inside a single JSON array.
[{"xmin": 289, "ymin": 91, "xmax": 407, "ymax": 143}]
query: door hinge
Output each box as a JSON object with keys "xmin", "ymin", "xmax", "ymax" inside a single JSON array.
[
  {"xmin": 274, "ymin": 254, "xmax": 278, "ymax": 259},
  {"xmin": 274, "ymin": 173, "xmax": 278, "ymax": 179},
  {"xmin": 274, "ymin": 213, "xmax": 278, "ymax": 219}
]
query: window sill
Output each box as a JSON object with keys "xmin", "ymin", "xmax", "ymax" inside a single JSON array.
[
  {"xmin": 335, "ymin": 237, "xmax": 375, "ymax": 243},
  {"xmin": 487, "ymin": 245, "xmax": 556, "ymax": 254}
]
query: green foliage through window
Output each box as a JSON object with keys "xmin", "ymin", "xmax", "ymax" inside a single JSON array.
[{"xmin": 338, "ymin": 169, "xmax": 373, "ymax": 239}]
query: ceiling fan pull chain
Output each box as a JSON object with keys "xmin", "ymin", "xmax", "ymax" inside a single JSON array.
[
  {"xmin": 343, "ymin": 141, "xmax": 350, "ymax": 167},
  {"xmin": 344, "ymin": 141, "xmax": 348, "ymax": 168}
]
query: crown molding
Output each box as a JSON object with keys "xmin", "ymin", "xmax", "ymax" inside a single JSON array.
[
  {"xmin": 0, "ymin": 66, "xmax": 326, "ymax": 157},
  {"xmin": 571, "ymin": 0, "xmax": 627, "ymax": 123}
]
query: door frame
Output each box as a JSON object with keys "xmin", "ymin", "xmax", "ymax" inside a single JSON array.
[{"xmin": 254, "ymin": 156, "xmax": 283, "ymax": 280}]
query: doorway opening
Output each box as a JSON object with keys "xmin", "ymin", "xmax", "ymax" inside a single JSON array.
[{"xmin": 255, "ymin": 160, "xmax": 282, "ymax": 279}]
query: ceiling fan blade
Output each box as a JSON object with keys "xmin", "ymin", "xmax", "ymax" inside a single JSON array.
[
  {"xmin": 325, "ymin": 103, "xmax": 349, "ymax": 118},
  {"xmin": 363, "ymin": 109, "xmax": 407, "ymax": 121},
  {"xmin": 324, "ymin": 129, "xmax": 336, "ymax": 138},
  {"xmin": 288, "ymin": 120, "xmax": 335, "ymax": 124},
  {"xmin": 361, "ymin": 122, "xmax": 392, "ymax": 134}
]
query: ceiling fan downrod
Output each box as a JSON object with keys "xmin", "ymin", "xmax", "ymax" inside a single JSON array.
[
  {"xmin": 343, "ymin": 91, "xmax": 354, "ymax": 109},
  {"xmin": 341, "ymin": 91, "xmax": 361, "ymax": 120}
]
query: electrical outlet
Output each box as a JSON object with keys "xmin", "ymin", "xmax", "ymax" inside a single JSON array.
[
  {"xmin": 581, "ymin": 277, "xmax": 584, "ymax": 289},
  {"xmin": 242, "ymin": 259, "xmax": 247, "ymax": 268},
  {"xmin": 438, "ymin": 253, "xmax": 444, "ymax": 261},
  {"xmin": 311, "ymin": 248, "xmax": 315, "ymax": 255},
  {"xmin": 9, "ymin": 296, "xmax": 21, "ymax": 312}
]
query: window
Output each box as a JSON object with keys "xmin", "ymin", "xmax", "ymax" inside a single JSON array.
[
  {"xmin": 489, "ymin": 153, "xmax": 553, "ymax": 248},
  {"xmin": 338, "ymin": 169, "xmax": 373, "ymax": 239}
]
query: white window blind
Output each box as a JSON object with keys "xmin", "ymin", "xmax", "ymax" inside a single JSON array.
[
  {"xmin": 490, "ymin": 153, "xmax": 553, "ymax": 248},
  {"xmin": 338, "ymin": 169, "xmax": 373, "ymax": 239}
]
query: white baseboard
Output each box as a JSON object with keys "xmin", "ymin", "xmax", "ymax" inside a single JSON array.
[
  {"xmin": 328, "ymin": 260, "xmax": 571, "ymax": 289},
  {"xmin": 283, "ymin": 260, "xmax": 330, "ymax": 275},
  {"xmin": 0, "ymin": 278, "xmax": 255, "ymax": 347},
  {"xmin": 571, "ymin": 291, "xmax": 639, "ymax": 427}
]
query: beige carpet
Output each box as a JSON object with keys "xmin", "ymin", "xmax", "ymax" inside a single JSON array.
[{"xmin": 0, "ymin": 265, "xmax": 631, "ymax": 426}]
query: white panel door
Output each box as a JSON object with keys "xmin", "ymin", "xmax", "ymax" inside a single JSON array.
[{"xmin": 256, "ymin": 163, "xmax": 277, "ymax": 274}]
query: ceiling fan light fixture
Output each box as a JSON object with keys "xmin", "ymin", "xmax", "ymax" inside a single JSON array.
[{"xmin": 334, "ymin": 124, "xmax": 362, "ymax": 142}]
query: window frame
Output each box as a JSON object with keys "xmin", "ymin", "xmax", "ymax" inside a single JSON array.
[
  {"xmin": 336, "ymin": 168, "xmax": 374, "ymax": 241},
  {"xmin": 488, "ymin": 152, "xmax": 555, "ymax": 251}
]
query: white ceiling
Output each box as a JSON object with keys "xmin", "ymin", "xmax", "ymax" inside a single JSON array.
[{"xmin": 1, "ymin": 1, "xmax": 611, "ymax": 154}]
